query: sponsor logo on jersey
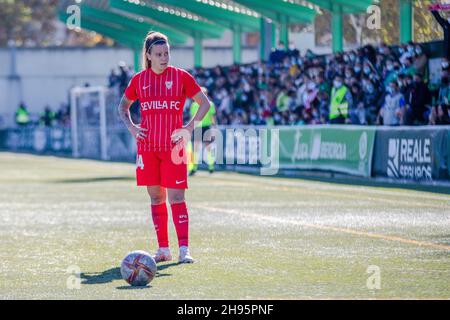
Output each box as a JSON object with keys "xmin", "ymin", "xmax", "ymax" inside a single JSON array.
[{"xmin": 141, "ymin": 100, "xmax": 181, "ymax": 111}]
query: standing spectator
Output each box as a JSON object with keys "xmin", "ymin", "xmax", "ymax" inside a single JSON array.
[
  {"xmin": 413, "ymin": 44, "xmax": 428, "ymax": 78},
  {"xmin": 349, "ymin": 84, "xmax": 366, "ymax": 124},
  {"xmin": 378, "ymin": 81, "xmax": 405, "ymax": 125},
  {"xmin": 269, "ymin": 42, "xmax": 287, "ymax": 65},
  {"xmin": 405, "ymin": 74, "xmax": 430, "ymax": 125},
  {"xmin": 442, "ymin": 58, "xmax": 450, "ymax": 78},
  {"xmin": 276, "ymin": 86, "xmax": 289, "ymax": 112},
  {"xmin": 55, "ymin": 103, "xmax": 70, "ymax": 127},
  {"xmin": 329, "ymin": 75, "xmax": 353, "ymax": 124},
  {"xmin": 118, "ymin": 61, "xmax": 130, "ymax": 95},
  {"xmin": 402, "ymin": 74, "xmax": 414, "ymax": 98},
  {"xmin": 437, "ymin": 70, "xmax": 450, "ymax": 106},
  {"xmin": 15, "ymin": 102, "xmax": 30, "ymax": 127},
  {"xmin": 431, "ymin": 6, "xmax": 450, "ymax": 60},
  {"xmin": 108, "ymin": 69, "xmax": 118, "ymax": 88},
  {"xmin": 39, "ymin": 105, "xmax": 55, "ymax": 127},
  {"xmin": 362, "ymin": 80, "xmax": 384, "ymax": 124}
]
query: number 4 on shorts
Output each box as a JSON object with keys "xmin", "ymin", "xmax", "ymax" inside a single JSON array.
[{"xmin": 136, "ymin": 154, "xmax": 144, "ymax": 170}]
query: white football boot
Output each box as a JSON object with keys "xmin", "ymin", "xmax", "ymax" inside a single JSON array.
[
  {"xmin": 178, "ymin": 246, "xmax": 195, "ymax": 264},
  {"xmin": 152, "ymin": 247, "xmax": 172, "ymax": 263}
]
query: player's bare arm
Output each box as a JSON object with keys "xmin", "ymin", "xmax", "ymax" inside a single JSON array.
[
  {"xmin": 185, "ymin": 90, "xmax": 211, "ymax": 132},
  {"xmin": 171, "ymin": 90, "xmax": 211, "ymax": 144},
  {"xmin": 117, "ymin": 94, "xmax": 148, "ymax": 141}
]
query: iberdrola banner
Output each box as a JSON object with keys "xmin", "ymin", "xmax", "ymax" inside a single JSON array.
[{"xmin": 277, "ymin": 126, "xmax": 376, "ymax": 177}]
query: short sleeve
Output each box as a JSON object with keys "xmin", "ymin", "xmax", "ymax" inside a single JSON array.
[
  {"xmin": 182, "ymin": 70, "xmax": 201, "ymax": 99},
  {"xmin": 124, "ymin": 74, "xmax": 138, "ymax": 101}
]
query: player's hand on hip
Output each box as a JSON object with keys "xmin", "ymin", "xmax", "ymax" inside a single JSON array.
[
  {"xmin": 171, "ymin": 126, "xmax": 192, "ymax": 145},
  {"xmin": 130, "ymin": 125, "xmax": 148, "ymax": 141}
]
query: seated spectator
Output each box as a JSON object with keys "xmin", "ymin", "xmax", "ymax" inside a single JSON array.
[
  {"xmin": 377, "ymin": 81, "xmax": 405, "ymax": 125},
  {"xmin": 429, "ymin": 104, "xmax": 450, "ymax": 125},
  {"xmin": 303, "ymin": 81, "xmax": 319, "ymax": 110}
]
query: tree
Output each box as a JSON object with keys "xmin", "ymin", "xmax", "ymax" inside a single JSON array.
[
  {"xmin": 314, "ymin": 0, "xmax": 445, "ymax": 48},
  {"xmin": 0, "ymin": 0, "xmax": 58, "ymax": 46},
  {"xmin": 0, "ymin": 0, "xmax": 110, "ymax": 47}
]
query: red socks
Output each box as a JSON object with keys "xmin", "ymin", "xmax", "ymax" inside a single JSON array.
[
  {"xmin": 170, "ymin": 202, "xmax": 189, "ymax": 247},
  {"xmin": 151, "ymin": 202, "xmax": 189, "ymax": 248},
  {"xmin": 151, "ymin": 203, "xmax": 169, "ymax": 248}
]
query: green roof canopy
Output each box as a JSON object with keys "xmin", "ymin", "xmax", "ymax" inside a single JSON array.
[
  {"xmin": 233, "ymin": 0, "xmax": 317, "ymax": 24},
  {"xmin": 109, "ymin": 0, "xmax": 225, "ymax": 39},
  {"xmin": 152, "ymin": 0, "xmax": 260, "ymax": 32},
  {"xmin": 307, "ymin": 0, "xmax": 374, "ymax": 13},
  {"xmin": 58, "ymin": 10, "xmax": 143, "ymax": 49},
  {"xmin": 80, "ymin": 4, "xmax": 188, "ymax": 44},
  {"xmin": 58, "ymin": 0, "xmax": 413, "ymax": 66}
]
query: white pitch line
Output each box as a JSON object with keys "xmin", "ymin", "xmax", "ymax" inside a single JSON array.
[
  {"xmin": 203, "ymin": 173, "xmax": 450, "ymax": 202},
  {"xmin": 193, "ymin": 204, "xmax": 450, "ymax": 251}
]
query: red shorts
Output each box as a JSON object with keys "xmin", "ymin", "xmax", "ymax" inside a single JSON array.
[{"xmin": 136, "ymin": 146, "xmax": 188, "ymax": 189}]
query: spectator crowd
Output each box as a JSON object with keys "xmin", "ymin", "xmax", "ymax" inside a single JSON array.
[
  {"xmin": 188, "ymin": 41, "xmax": 450, "ymax": 126},
  {"xmin": 14, "ymin": 101, "xmax": 70, "ymax": 128},
  {"xmin": 15, "ymin": 42, "xmax": 450, "ymax": 128}
]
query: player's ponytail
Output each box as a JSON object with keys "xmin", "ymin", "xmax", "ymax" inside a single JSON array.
[{"xmin": 142, "ymin": 31, "xmax": 169, "ymax": 70}]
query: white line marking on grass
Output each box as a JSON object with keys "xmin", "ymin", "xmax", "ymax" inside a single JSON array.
[
  {"xmin": 258, "ymin": 185, "xmax": 448, "ymax": 209},
  {"xmin": 205, "ymin": 173, "xmax": 450, "ymax": 202},
  {"xmin": 193, "ymin": 204, "xmax": 450, "ymax": 252}
]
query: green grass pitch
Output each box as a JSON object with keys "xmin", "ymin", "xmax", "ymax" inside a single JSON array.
[{"xmin": 0, "ymin": 152, "xmax": 449, "ymax": 299}]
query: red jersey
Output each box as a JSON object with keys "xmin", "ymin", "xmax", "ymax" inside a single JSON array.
[{"xmin": 124, "ymin": 66, "xmax": 201, "ymax": 152}]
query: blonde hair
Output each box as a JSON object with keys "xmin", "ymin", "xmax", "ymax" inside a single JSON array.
[{"xmin": 142, "ymin": 31, "xmax": 169, "ymax": 70}]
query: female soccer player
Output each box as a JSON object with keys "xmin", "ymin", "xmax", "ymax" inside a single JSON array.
[{"xmin": 118, "ymin": 31, "xmax": 211, "ymax": 263}]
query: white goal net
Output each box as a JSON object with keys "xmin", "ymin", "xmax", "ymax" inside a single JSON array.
[{"xmin": 70, "ymin": 86, "xmax": 136, "ymax": 161}]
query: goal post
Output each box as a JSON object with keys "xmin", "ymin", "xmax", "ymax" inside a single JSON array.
[{"xmin": 70, "ymin": 85, "xmax": 136, "ymax": 161}]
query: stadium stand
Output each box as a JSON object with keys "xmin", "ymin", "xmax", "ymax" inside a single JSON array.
[{"xmin": 186, "ymin": 42, "xmax": 449, "ymax": 126}]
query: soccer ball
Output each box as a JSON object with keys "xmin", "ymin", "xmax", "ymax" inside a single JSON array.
[{"xmin": 120, "ymin": 250, "xmax": 157, "ymax": 286}]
